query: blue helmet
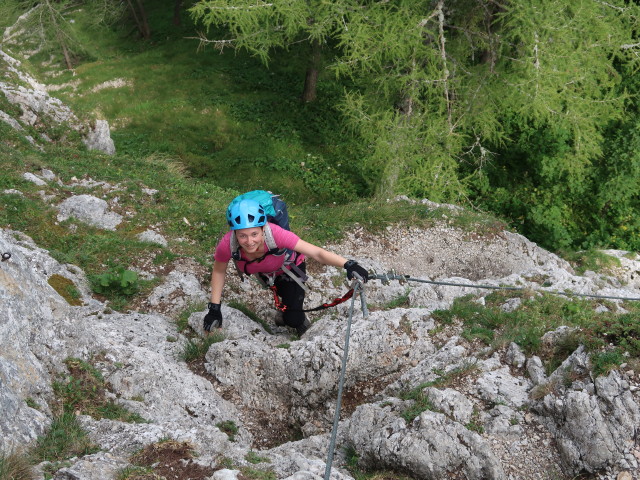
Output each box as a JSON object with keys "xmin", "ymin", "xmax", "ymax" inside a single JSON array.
[{"xmin": 226, "ymin": 199, "xmax": 267, "ymax": 230}]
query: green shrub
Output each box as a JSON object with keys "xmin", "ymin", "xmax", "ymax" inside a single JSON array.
[
  {"xmin": 216, "ymin": 420, "xmax": 238, "ymax": 442},
  {"xmin": 591, "ymin": 349, "xmax": 625, "ymax": 377},
  {"xmin": 90, "ymin": 267, "xmax": 140, "ymax": 296}
]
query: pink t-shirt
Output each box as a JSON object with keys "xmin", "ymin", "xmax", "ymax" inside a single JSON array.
[{"xmin": 214, "ymin": 224, "xmax": 305, "ymax": 275}]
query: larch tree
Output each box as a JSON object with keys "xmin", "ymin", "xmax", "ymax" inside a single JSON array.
[
  {"xmin": 190, "ymin": 0, "xmax": 640, "ymax": 200},
  {"xmin": 335, "ymin": 0, "xmax": 640, "ymax": 198},
  {"xmin": 0, "ymin": 0, "xmax": 124, "ymax": 69},
  {"xmin": 125, "ymin": 0, "xmax": 151, "ymax": 39},
  {"xmin": 189, "ymin": 0, "xmax": 347, "ymax": 102}
]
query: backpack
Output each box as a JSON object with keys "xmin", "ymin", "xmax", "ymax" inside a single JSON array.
[
  {"xmin": 228, "ymin": 190, "xmax": 308, "ymax": 290},
  {"xmin": 229, "ymin": 190, "xmax": 290, "ymax": 230}
]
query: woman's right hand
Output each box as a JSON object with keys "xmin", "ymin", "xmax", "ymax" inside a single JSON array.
[{"xmin": 203, "ymin": 303, "xmax": 222, "ymax": 331}]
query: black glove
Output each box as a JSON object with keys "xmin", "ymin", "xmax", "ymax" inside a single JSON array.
[
  {"xmin": 203, "ymin": 302, "xmax": 222, "ymax": 331},
  {"xmin": 344, "ymin": 260, "xmax": 369, "ymax": 283}
]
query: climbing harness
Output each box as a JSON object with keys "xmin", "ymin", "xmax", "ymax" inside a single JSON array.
[
  {"xmin": 269, "ymin": 284, "xmax": 356, "ymax": 313},
  {"xmin": 324, "ymin": 279, "xmax": 367, "ymax": 480},
  {"xmin": 369, "ymin": 271, "xmax": 640, "ymax": 302}
]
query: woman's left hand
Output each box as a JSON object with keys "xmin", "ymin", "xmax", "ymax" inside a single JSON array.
[{"xmin": 344, "ymin": 260, "xmax": 369, "ymax": 282}]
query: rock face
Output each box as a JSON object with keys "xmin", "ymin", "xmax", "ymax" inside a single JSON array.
[
  {"xmin": 534, "ymin": 351, "xmax": 640, "ymax": 476},
  {"xmin": 2, "ymin": 222, "xmax": 640, "ymax": 480},
  {"xmin": 0, "ymin": 48, "xmax": 116, "ymax": 155}
]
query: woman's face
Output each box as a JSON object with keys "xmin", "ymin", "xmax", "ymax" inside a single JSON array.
[{"xmin": 235, "ymin": 227, "xmax": 264, "ymax": 253}]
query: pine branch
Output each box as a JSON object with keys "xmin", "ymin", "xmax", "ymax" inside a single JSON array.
[{"xmin": 202, "ymin": 3, "xmax": 274, "ymax": 10}]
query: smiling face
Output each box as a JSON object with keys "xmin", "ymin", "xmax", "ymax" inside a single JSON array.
[{"xmin": 235, "ymin": 227, "xmax": 265, "ymax": 254}]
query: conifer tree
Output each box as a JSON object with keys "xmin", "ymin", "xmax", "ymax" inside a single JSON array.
[
  {"xmin": 190, "ymin": 0, "xmax": 345, "ymax": 102},
  {"xmin": 0, "ymin": 0, "xmax": 124, "ymax": 69},
  {"xmin": 190, "ymin": 0, "xmax": 640, "ymax": 200}
]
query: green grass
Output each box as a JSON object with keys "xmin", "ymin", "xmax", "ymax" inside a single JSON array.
[
  {"xmin": 398, "ymin": 362, "xmax": 478, "ymax": 422},
  {"xmin": 179, "ymin": 331, "xmax": 225, "ymax": 362},
  {"xmin": 560, "ymin": 249, "xmax": 622, "ymax": 276},
  {"xmin": 115, "ymin": 465, "xmax": 155, "ymax": 480},
  {"xmin": 30, "ymin": 412, "xmax": 100, "ymax": 464},
  {"xmin": 591, "ymin": 349, "xmax": 625, "ymax": 377},
  {"xmin": 238, "ymin": 467, "xmax": 277, "ymax": 480},
  {"xmin": 431, "ymin": 291, "xmax": 640, "ymax": 377},
  {"xmin": 176, "ymin": 301, "xmax": 207, "ymax": 333},
  {"xmin": 245, "ymin": 451, "xmax": 271, "ymax": 464},
  {"xmin": 377, "ymin": 290, "xmax": 411, "ymax": 310},
  {"xmin": 28, "ymin": 0, "xmax": 365, "ymax": 205},
  {"xmin": 216, "ymin": 420, "xmax": 239, "ymax": 442},
  {"xmin": 0, "ymin": 451, "xmax": 35, "ymax": 480},
  {"xmin": 53, "ymin": 357, "xmax": 147, "ymax": 423},
  {"xmin": 343, "ymin": 446, "xmax": 413, "ymax": 480}
]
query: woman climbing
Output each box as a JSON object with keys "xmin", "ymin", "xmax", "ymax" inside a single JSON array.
[{"xmin": 203, "ymin": 197, "xmax": 369, "ymax": 336}]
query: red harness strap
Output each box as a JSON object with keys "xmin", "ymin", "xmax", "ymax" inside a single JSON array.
[{"xmin": 270, "ymin": 285, "xmax": 355, "ymax": 313}]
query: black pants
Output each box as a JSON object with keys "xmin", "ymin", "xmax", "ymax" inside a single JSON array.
[{"xmin": 273, "ymin": 262, "xmax": 307, "ymax": 328}]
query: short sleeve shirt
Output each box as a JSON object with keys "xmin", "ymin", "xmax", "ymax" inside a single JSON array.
[{"xmin": 214, "ymin": 224, "xmax": 305, "ymax": 275}]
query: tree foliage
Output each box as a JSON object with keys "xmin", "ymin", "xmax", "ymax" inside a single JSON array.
[
  {"xmin": 191, "ymin": 0, "xmax": 640, "ymax": 249},
  {"xmin": 0, "ymin": 0, "xmax": 124, "ymax": 68}
]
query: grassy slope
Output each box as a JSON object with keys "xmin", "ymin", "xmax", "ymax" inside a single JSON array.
[{"xmin": 39, "ymin": 1, "xmax": 365, "ymax": 205}]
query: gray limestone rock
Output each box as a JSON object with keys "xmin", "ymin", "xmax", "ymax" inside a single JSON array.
[
  {"xmin": 56, "ymin": 195, "xmax": 123, "ymax": 230},
  {"xmin": 1, "ymin": 48, "xmax": 116, "ymax": 154},
  {"xmin": 82, "ymin": 119, "xmax": 116, "ymax": 155},
  {"xmin": 146, "ymin": 270, "xmax": 206, "ymax": 314},
  {"xmin": 534, "ymin": 362, "xmax": 640, "ymax": 475},
  {"xmin": 475, "ymin": 366, "xmax": 532, "ymax": 408},
  {"xmin": 23, "ymin": 172, "xmax": 47, "ymax": 186},
  {"xmin": 51, "ymin": 452, "xmax": 129, "ymax": 480},
  {"xmin": 137, "ymin": 229, "xmax": 168, "ymax": 247},
  {"xmin": 506, "ymin": 342, "xmax": 526, "ymax": 369},
  {"xmin": 424, "ymin": 387, "xmax": 475, "ymax": 424},
  {"xmin": 345, "ymin": 404, "xmax": 506, "ymax": 479}
]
